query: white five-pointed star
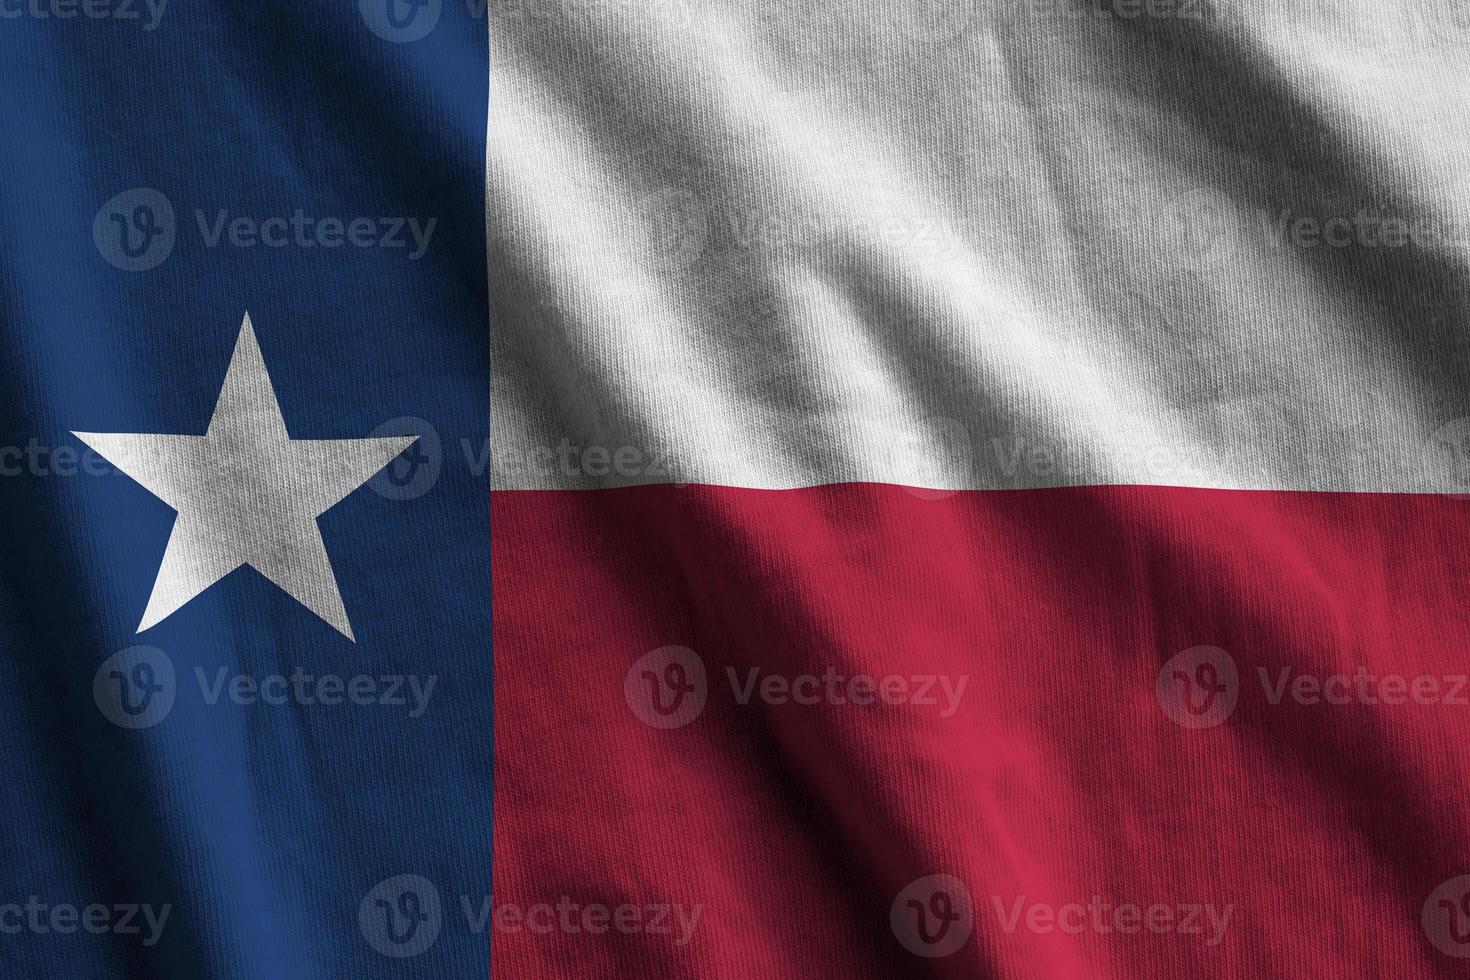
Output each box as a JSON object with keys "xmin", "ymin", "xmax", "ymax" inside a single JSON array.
[{"xmin": 74, "ymin": 314, "xmax": 416, "ymax": 640}]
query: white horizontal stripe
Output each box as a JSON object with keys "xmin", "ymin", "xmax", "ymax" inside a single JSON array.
[{"xmin": 490, "ymin": 1, "xmax": 1470, "ymax": 492}]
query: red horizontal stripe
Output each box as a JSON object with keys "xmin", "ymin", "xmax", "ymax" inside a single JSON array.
[{"xmin": 492, "ymin": 483, "xmax": 1470, "ymax": 978}]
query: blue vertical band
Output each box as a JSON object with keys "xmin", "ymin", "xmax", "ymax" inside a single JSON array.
[{"xmin": 0, "ymin": 1, "xmax": 490, "ymax": 976}]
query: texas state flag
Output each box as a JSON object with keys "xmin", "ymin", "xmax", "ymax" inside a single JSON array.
[{"xmin": 6, "ymin": 0, "xmax": 1470, "ymax": 978}]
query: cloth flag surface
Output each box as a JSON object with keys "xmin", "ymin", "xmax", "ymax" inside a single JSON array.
[
  {"xmin": 0, "ymin": 2, "xmax": 490, "ymax": 977},
  {"xmin": 491, "ymin": 1, "xmax": 1470, "ymax": 978},
  {"xmin": 4, "ymin": 0, "xmax": 1470, "ymax": 978}
]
